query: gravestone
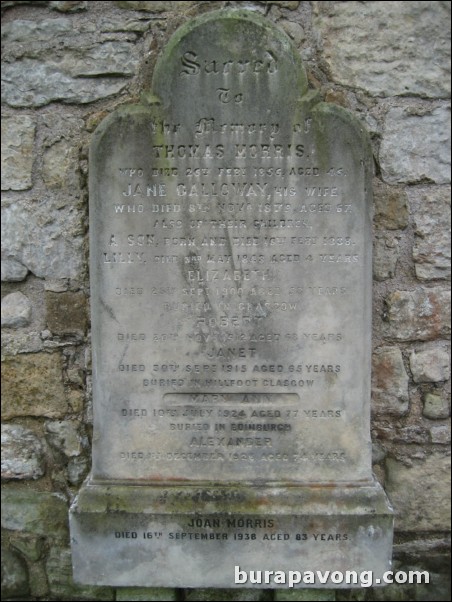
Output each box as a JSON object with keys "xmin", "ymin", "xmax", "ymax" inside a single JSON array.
[{"xmin": 70, "ymin": 10, "xmax": 393, "ymax": 588}]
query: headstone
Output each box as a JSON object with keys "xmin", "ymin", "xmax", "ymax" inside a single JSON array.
[{"xmin": 70, "ymin": 10, "xmax": 393, "ymax": 588}]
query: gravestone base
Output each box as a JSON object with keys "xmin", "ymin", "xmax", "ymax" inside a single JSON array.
[{"xmin": 70, "ymin": 478, "xmax": 393, "ymax": 588}]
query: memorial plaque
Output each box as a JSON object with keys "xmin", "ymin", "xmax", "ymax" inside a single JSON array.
[{"xmin": 70, "ymin": 10, "xmax": 393, "ymax": 588}]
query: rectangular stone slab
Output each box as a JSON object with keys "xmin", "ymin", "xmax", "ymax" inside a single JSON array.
[
  {"xmin": 70, "ymin": 481, "xmax": 393, "ymax": 588},
  {"xmin": 88, "ymin": 9, "xmax": 373, "ymax": 484}
]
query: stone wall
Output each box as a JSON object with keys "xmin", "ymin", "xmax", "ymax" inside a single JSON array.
[{"xmin": 1, "ymin": 1, "xmax": 450, "ymax": 600}]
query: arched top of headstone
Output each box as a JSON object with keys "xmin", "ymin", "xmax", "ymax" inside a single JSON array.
[{"xmin": 152, "ymin": 9, "xmax": 308, "ymax": 120}]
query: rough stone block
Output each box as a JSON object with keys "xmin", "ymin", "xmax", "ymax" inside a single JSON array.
[
  {"xmin": 373, "ymin": 179, "xmax": 409, "ymax": 230},
  {"xmin": 45, "ymin": 291, "xmax": 87, "ymax": 336},
  {"xmin": 42, "ymin": 138, "xmax": 79, "ymax": 189},
  {"xmin": 430, "ymin": 425, "xmax": 451, "ymax": 445},
  {"xmin": 373, "ymin": 235, "xmax": 399, "ymax": 281},
  {"xmin": 1, "ymin": 424, "xmax": 45, "ymax": 480},
  {"xmin": 1, "ymin": 291, "xmax": 32, "ymax": 328},
  {"xmin": 384, "ymin": 289, "xmax": 451, "ymax": 341},
  {"xmin": 114, "ymin": 1, "xmax": 196, "ymax": 11},
  {"xmin": 49, "ymin": 0, "xmax": 87, "ymax": 11},
  {"xmin": 1, "ymin": 199, "xmax": 84, "ymax": 279},
  {"xmin": 184, "ymin": 589, "xmax": 272, "ymax": 601},
  {"xmin": 1, "ymin": 353, "xmax": 67, "ymax": 420},
  {"xmin": 1, "ymin": 258, "xmax": 28, "ymax": 282},
  {"xmin": 275, "ymin": 590, "xmax": 336, "ymax": 601},
  {"xmin": 385, "ymin": 454, "xmax": 451, "ymax": 531},
  {"xmin": 371, "ymin": 347, "xmax": 409, "ymax": 415},
  {"xmin": 1, "ymin": 489, "xmax": 68, "ymax": 538},
  {"xmin": 411, "ymin": 187, "xmax": 451, "ymax": 281},
  {"xmin": 1, "ymin": 115, "xmax": 35, "ymax": 190},
  {"xmin": 423, "ymin": 393, "xmax": 450, "ymax": 420},
  {"xmin": 10, "ymin": 533, "xmax": 45, "ymax": 562},
  {"xmin": 46, "ymin": 547, "xmax": 114, "ymax": 600},
  {"xmin": 46, "ymin": 420, "xmax": 82, "ymax": 457},
  {"xmin": 0, "ymin": 547, "xmax": 29, "ymax": 599},
  {"xmin": 312, "ymin": 2, "xmax": 451, "ymax": 98},
  {"xmin": 116, "ymin": 587, "xmax": 178, "ymax": 601},
  {"xmin": 410, "ymin": 348, "xmax": 450, "ymax": 383},
  {"xmin": 380, "ymin": 107, "xmax": 451, "ymax": 185}
]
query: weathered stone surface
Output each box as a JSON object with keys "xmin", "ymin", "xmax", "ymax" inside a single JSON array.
[
  {"xmin": 2, "ymin": 17, "xmax": 72, "ymax": 42},
  {"xmin": 373, "ymin": 179, "xmax": 409, "ymax": 230},
  {"xmin": 373, "ymin": 234, "xmax": 399, "ymax": 281},
  {"xmin": 1, "ymin": 115, "xmax": 35, "ymax": 190},
  {"xmin": 1, "ymin": 547, "xmax": 29, "ymax": 599},
  {"xmin": 384, "ymin": 289, "xmax": 451, "ymax": 341},
  {"xmin": 280, "ymin": 21, "xmax": 305, "ymax": 46},
  {"xmin": 67, "ymin": 455, "xmax": 89, "ymax": 485},
  {"xmin": 423, "ymin": 393, "xmax": 450, "ymax": 420},
  {"xmin": 372, "ymin": 347, "xmax": 409, "ymax": 415},
  {"xmin": 49, "ymin": 0, "xmax": 87, "ymax": 11},
  {"xmin": 1, "ymin": 353, "xmax": 67, "ymax": 420},
  {"xmin": 27, "ymin": 562, "xmax": 49, "ymax": 598},
  {"xmin": 1, "ymin": 424, "xmax": 45, "ymax": 480},
  {"xmin": 313, "ymin": 2, "xmax": 451, "ymax": 98},
  {"xmin": 430, "ymin": 425, "xmax": 451, "ymax": 444},
  {"xmin": 410, "ymin": 348, "xmax": 450, "ymax": 383},
  {"xmin": 116, "ymin": 587, "xmax": 178, "ymax": 601},
  {"xmin": 45, "ymin": 291, "xmax": 87, "ymax": 336},
  {"xmin": 1, "ymin": 258, "xmax": 28, "ymax": 282},
  {"xmin": 114, "ymin": 0, "xmax": 196, "ymax": 11},
  {"xmin": 265, "ymin": 1, "xmax": 299, "ymax": 9},
  {"xmin": 411, "ymin": 187, "xmax": 451, "ymax": 281},
  {"xmin": 42, "ymin": 138, "xmax": 79, "ymax": 189},
  {"xmin": 1, "ymin": 291, "xmax": 32, "ymax": 328},
  {"xmin": 275, "ymin": 590, "xmax": 335, "ymax": 601},
  {"xmin": 185, "ymin": 589, "xmax": 272, "ymax": 601},
  {"xmin": 46, "ymin": 547, "xmax": 114, "ymax": 600},
  {"xmin": 1, "ymin": 489, "xmax": 68, "ymax": 538},
  {"xmin": 380, "ymin": 106, "xmax": 451, "ymax": 185},
  {"xmin": 46, "ymin": 420, "xmax": 82, "ymax": 457},
  {"xmin": 1, "ymin": 331, "xmax": 44, "ymax": 356},
  {"xmin": 10, "ymin": 533, "xmax": 45, "ymax": 562},
  {"xmin": 385, "ymin": 454, "xmax": 451, "ymax": 531},
  {"xmin": 1, "ymin": 199, "xmax": 84, "ymax": 279},
  {"xmin": 2, "ymin": 42, "xmax": 137, "ymax": 107}
]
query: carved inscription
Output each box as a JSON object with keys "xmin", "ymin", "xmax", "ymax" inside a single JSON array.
[{"xmin": 89, "ymin": 18, "xmax": 372, "ymax": 483}]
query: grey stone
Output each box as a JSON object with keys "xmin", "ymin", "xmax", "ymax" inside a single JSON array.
[
  {"xmin": 411, "ymin": 187, "xmax": 451, "ymax": 281},
  {"xmin": 114, "ymin": 1, "xmax": 196, "ymax": 11},
  {"xmin": 71, "ymin": 9, "xmax": 392, "ymax": 588},
  {"xmin": 372, "ymin": 347, "xmax": 409, "ymax": 415},
  {"xmin": 410, "ymin": 348, "xmax": 450, "ymax": 383},
  {"xmin": 1, "ymin": 115, "xmax": 35, "ymax": 190},
  {"xmin": 42, "ymin": 138, "xmax": 79, "ymax": 190},
  {"xmin": 49, "ymin": 0, "xmax": 87, "ymax": 11},
  {"xmin": 46, "ymin": 420, "xmax": 82, "ymax": 457},
  {"xmin": 312, "ymin": 2, "xmax": 451, "ymax": 98},
  {"xmin": 1, "ymin": 353, "xmax": 67, "ymax": 420},
  {"xmin": 1, "ymin": 489, "xmax": 68, "ymax": 538},
  {"xmin": 1, "ymin": 547, "xmax": 29, "ymax": 599},
  {"xmin": 1, "ymin": 199, "xmax": 84, "ymax": 279},
  {"xmin": 423, "ymin": 393, "xmax": 450, "ymax": 420},
  {"xmin": 10, "ymin": 533, "xmax": 45, "ymax": 562},
  {"xmin": 380, "ymin": 106, "xmax": 451, "ymax": 185},
  {"xmin": 1, "ymin": 291, "xmax": 32, "ymax": 328},
  {"xmin": 384, "ymin": 289, "xmax": 451, "ymax": 341},
  {"xmin": 67, "ymin": 455, "xmax": 90, "ymax": 485},
  {"xmin": 430, "ymin": 425, "xmax": 451, "ymax": 444},
  {"xmin": 275, "ymin": 590, "xmax": 335, "ymax": 601},
  {"xmin": 185, "ymin": 589, "xmax": 272, "ymax": 601},
  {"xmin": 280, "ymin": 21, "xmax": 305, "ymax": 46},
  {"xmin": 46, "ymin": 547, "xmax": 114, "ymax": 600},
  {"xmin": 1, "ymin": 259, "xmax": 28, "ymax": 282},
  {"xmin": 1, "ymin": 17, "xmax": 72, "ymax": 42},
  {"xmin": 2, "ymin": 58, "xmax": 130, "ymax": 108},
  {"xmin": 116, "ymin": 587, "xmax": 178, "ymax": 601},
  {"xmin": 373, "ymin": 235, "xmax": 399, "ymax": 281},
  {"xmin": 373, "ymin": 179, "xmax": 409, "ymax": 230},
  {"xmin": 385, "ymin": 454, "xmax": 451, "ymax": 531},
  {"xmin": 1, "ymin": 424, "xmax": 45, "ymax": 480}
]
